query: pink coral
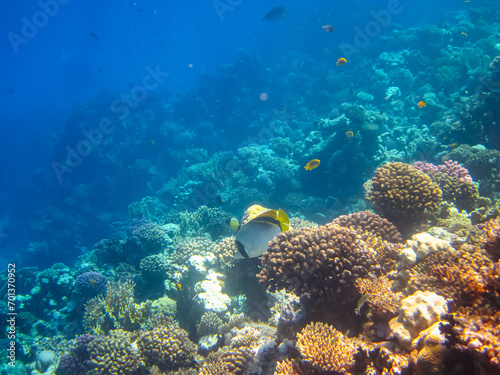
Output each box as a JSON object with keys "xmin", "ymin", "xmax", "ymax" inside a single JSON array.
[{"xmin": 412, "ymin": 160, "xmax": 473, "ymax": 182}]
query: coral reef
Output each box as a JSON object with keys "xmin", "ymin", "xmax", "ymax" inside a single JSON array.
[
  {"xmin": 296, "ymin": 322, "xmax": 356, "ymax": 373},
  {"xmin": 389, "ymin": 291, "xmax": 448, "ymax": 350},
  {"xmin": 74, "ymin": 271, "xmax": 107, "ymax": 301},
  {"xmin": 332, "ymin": 210, "xmax": 403, "ymax": 243},
  {"xmin": 83, "ymin": 280, "xmax": 152, "ymax": 334},
  {"xmin": 258, "ymin": 224, "xmax": 379, "ymax": 298},
  {"xmin": 367, "ymin": 162, "xmax": 442, "ymax": 236},
  {"xmin": 87, "ymin": 330, "xmax": 141, "ymax": 374},
  {"xmin": 137, "ymin": 325, "xmax": 196, "ymax": 370}
]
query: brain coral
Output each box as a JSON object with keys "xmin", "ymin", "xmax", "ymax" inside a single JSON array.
[
  {"xmin": 367, "ymin": 162, "xmax": 442, "ymax": 235},
  {"xmin": 137, "ymin": 326, "xmax": 196, "ymax": 370},
  {"xmin": 332, "ymin": 210, "xmax": 402, "ymax": 243},
  {"xmin": 389, "ymin": 291, "xmax": 448, "ymax": 350},
  {"xmin": 258, "ymin": 224, "xmax": 379, "ymax": 298},
  {"xmin": 296, "ymin": 322, "xmax": 356, "ymax": 373}
]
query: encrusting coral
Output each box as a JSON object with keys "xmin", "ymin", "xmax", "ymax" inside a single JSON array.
[{"xmin": 389, "ymin": 291, "xmax": 448, "ymax": 351}]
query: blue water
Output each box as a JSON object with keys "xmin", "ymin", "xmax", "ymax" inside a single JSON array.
[{"xmin": 0, "ymin": 0, "xmax": 496, "ymax": 269}]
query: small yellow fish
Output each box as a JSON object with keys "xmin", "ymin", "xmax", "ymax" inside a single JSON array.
[
  {"xmin": 304, "ymin": 159, "xmax": 320, "ymax": 171},
  {"xmin": 418, "ymin": 101, "xmax": 427, "ymax": 108},
  {"xmin": 355, "ymin": 293, "xmax": 370, "ymax": 315},
  {"xmin": 345, "ymin": 130, "xmax": 354, "ymax": 139},
  {"xmin": 336, "ymin": 57, "xmax": 347, "ymax": 66},
  {"xmin": 461, "ymin": 32, "xmax": 468, "ymax": 37},
  {"xmin": 229, "ymin": 218, "xmax": 239, "ymax": 233}
]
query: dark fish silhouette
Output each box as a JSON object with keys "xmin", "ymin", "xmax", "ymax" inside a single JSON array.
[{"xmin": 261, "ymin": 6, "xmax": 287, "ymax": 22}]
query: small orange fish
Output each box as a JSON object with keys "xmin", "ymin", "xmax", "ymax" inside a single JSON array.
[
  {"xmin": 304, "ymin": 159, "xmax": 320, "ymax": 171},
  {"xmin": 322, "ymin": 24, "xmax": 334, "ymax": 33},
  {"xmin": 336, "ymin": 57, "xmax": 347, "ymax": 66},
  {"xmin": 345, "ymin": 130, "xmax": 354, "ymax": 138},
  {"xmin": 418, "ymin": 101, "xmax": 427, "ymax": 108}
]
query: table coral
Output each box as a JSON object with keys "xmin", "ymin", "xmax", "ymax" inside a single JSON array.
[{"xmin": 367, "ymin": 162, "xmax": 442, "ymax": 236}]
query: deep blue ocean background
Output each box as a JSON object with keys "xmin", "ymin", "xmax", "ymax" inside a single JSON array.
[{"xmin": 0, "ymin": 0, "xmax": 493, "ymax": 270}]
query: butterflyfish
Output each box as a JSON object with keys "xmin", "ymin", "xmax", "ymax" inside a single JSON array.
[
  {"xmin": 304, "ymin": 159, "xmax": 320, "ymax": 171},
  {"xmin": 235, "ymin": 208, "xmax": 290, "ymax": 259},
  {"xmin": 336, "ymin": 57, "xmax": 347, "ymax": 66}
]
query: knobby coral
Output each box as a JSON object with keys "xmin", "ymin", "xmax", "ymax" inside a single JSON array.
[
  {"xmin": 296, "ymin": 322, "xmax": 356, "ymax": 373},
  {"xmin": 367, "ymin": 162, "xmax": 442, "ymax": 236}
]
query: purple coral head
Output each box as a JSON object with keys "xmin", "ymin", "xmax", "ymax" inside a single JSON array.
[
  {"xmin": 74, "ymin": 272, "xmax": 107, "ymax": 300},
  {"xmin": 56, "ymin": 334, "xmax": 96, "ymax": 375}
]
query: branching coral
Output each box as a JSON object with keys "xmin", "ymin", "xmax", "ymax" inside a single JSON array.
[
  {"xmin": 83, "ymin": 280, "xmax": 152, "ymax": 334},
  {"xmin": 367, "ymin": 162, "xmax": 442, "ymax": 236},
  {"xmin": 332, "ymin": 210, "xmax": 402, "ymax": 243},
  {"xmin": 197, "ymin": 311, "xmax": 224, "ymax": 336},
  {"xmin": 296, "ymin": 322, "xmax": 356, "ymax": 373},
  {"xmin": 258, "ymin": 224, "xmax": 380, "ymax": 299},
  {"xmin": 137, "ymin": 325, "xmax": 196, "ymax": 370},
  {"xmin": 88, "ymin": 329, "xmax": 141, "ymax": 375},
  {"xmin": 482, "ymin": 217, "xmax": 500, "ymax": 261},
  {"xmin": 355, "ymin": 276, "xmax": 402, "ymax": 321}
]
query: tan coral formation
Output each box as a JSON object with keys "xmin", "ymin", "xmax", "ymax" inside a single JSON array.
[
  {"xmin": 137, "ymin": 325, "xmax": 196, "ymax": 370},
  {"xmin": 367, "ymin": 162, "xmax": 442, "ymax": 235},
  {"xmin": 296, "ymin": 322, "xmax": 356, "ymax": 373},
  {"xmin": 332, "ymin": 210, "xmax": 403, "ymax": 243},
  {"xmin": 258, "ymin": 224, "xmax": 380, "ymax": 299},
  {"xmin": 389, "ymin": 291, "xmax": 448, "ymax": 350}
]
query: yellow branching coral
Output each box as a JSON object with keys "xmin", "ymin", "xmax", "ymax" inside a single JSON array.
[
  {"xmin": 83, "ymin": 280, "xmax": 152, "ymax": 334},
  {"xmin": 355, "ymin": 276, "xmax": 402, "ymax": 320},
  {"xmin": 296, "ymin": 322, "xmax": 356, "ymax": 373}
]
